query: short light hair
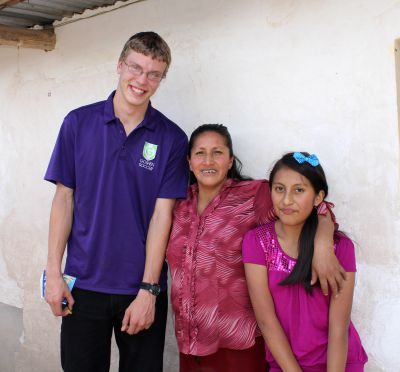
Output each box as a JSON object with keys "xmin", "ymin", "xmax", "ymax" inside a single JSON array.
[{"xmin": 119, "ymin": 32, "xmax": 171, "ymax": 76}]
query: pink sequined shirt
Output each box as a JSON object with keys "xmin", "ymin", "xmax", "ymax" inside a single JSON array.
[
  {"xmin": 166, "ymin": 179, "xmax": 272, "ymax": 356},
  {"xmin": 242, "ymin": 222, "xmax": 368, "ymax": 371}
]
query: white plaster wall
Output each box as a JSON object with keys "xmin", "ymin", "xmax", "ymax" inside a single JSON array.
[{"xmin": 0, "ymin": 0, "xmax": 399, "ymax": 370}]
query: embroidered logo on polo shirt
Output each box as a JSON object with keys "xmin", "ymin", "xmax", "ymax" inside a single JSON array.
[
  {"xmin": 143, "ymin": 142, "xmax": 158, "ymax": 161},
  {"xmin": 139, "ymin": 142, "xmax": 158, "ymax": 171}
]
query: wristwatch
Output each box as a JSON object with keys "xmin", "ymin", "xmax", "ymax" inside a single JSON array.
[{"xmin": 140, "ymin": 282, "xmax": 161, "ymax": 296}]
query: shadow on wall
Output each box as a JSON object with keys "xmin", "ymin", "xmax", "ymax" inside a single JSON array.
[
  {"xmin": 0, "ymin": 302, "xmax": 23, "ymax": 372},
  {"xmin": 395, "ymin": 39, "xmax": 400, "ymax": 162}
]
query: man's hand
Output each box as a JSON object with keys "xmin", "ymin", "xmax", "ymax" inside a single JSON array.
[
  {"xmin": 45, "ymin": 274, "xmax": 74, "ymax": 317},
  {"xmin": 311, "ymin": 245, "xmax": 347, "ymax": 297},
  {"xmin": 121, "ymin": 290, "xmax": 156, "ymax": 335}
]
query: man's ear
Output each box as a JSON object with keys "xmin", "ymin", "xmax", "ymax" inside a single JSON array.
[{"xmin": 117, "ymin": 60, "xmax": 123, "ymax": 74}]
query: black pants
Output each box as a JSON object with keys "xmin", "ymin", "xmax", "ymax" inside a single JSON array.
[{"xmin": 61, "ymin": 288, "xmax": 168, "ymax": 372}]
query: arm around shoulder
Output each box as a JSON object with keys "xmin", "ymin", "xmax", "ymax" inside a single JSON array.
[
  {"xmin": 253, "ymin": 180, "xmax": 274, "ymax": 225},
  {"xmin": 312, "ymin": 212, "xmax": 347, "ymax": 297}
]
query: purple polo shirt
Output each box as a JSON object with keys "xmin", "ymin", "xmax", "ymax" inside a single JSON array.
[{"xmin": 45, "ymin": 91, "xmax": 188, "ymax": 295}]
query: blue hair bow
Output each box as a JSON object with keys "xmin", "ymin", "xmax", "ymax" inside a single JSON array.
[{"xmin": 293, "ymin": 152, "xmax": 320, "ymax": 167}]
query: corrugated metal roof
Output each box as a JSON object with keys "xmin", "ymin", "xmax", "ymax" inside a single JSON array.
[{"xmin": 0, "ymin": 0, "xmax": 129, "ymax": 29}]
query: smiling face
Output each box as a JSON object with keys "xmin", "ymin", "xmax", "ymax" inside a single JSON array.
[
  {"xmin": 115, "ymin": 50, "xmax": 167, "ymax": 111},
  {"xmin": 188, "ymin": 131, "xmax": 234, "ymax": 194},
  {"xmin": 271, "ymin": 166, "xmax": 324, "ymax": 228}
]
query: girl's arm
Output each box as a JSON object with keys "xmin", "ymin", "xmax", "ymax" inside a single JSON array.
[
  {"xmin": 244, "ymin": 263, "xmax": 302, "ymax": 372},
  {"xmin": 327, "ymin": 272, "xmax": 355, "ymax": 372}
]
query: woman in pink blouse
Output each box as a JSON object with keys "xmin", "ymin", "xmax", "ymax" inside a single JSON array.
[{"xmin": 166, "ymin": 124, "xmax": 344, "ymax": 372}]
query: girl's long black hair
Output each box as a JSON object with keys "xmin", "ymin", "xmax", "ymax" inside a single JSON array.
[
  {"xmin": 188, "ymin": 124, "xmax": 252, "ymax": 184},
  {"xmin": 269, "ymin": 152, "xmax": 328, "ymax": 293}
]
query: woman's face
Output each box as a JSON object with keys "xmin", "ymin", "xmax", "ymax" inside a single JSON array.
[{"xmin": 189, "ymin": 131, "xmax": 233, "ymax": 192}]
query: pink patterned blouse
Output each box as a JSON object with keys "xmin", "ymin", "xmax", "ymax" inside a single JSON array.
[{"xmin": 166, "ymin": 179, "xmax": 273, "ymax": 356}]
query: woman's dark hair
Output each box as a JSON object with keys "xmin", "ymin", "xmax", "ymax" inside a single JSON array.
[
  {"xmin": 269, "ymin": 152, "xmax": 328, "ymax": 293},
  {"xmin": 188, "ymin": 124, "xmax": 251, "ymax": 184}
]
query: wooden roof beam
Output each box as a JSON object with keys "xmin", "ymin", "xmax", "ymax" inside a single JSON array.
[
  {"xmin": 0, "ymin": 24, "xmax": 55, "ymax": 51},
  {"xmin": 0, "ymin": 1, "xmax": 26, "ymax": 9}
]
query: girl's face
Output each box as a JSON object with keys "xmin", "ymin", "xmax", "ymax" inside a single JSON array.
[
  {"xmin": 189, "ymin": 131, "xmax": 233, "ymax": 192},
  {"xmin": 271, "ymin": 166, "xmax": 325, "ymax": 228}
]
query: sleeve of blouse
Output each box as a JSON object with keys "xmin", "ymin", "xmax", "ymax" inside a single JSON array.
[
  {"xmin": 242, "ymin": 229, "xmax": 266, "ymax": 265},
  {"xmin": 253, "ymin": 180, "xmax": 274, "ymax": 225},
  {"xmin": 335, "ymin": 235, "xmax": 357, "ymax": 272}
]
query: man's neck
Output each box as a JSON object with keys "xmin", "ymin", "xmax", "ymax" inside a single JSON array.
[{"xmin": 113, "ymin": 92, "xmax": 149, "ymax": 136}]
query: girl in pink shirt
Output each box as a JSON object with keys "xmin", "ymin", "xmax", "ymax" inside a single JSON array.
[{"xmin": 243, "ymin": 152, "xmax": 368, "ymax": 372}]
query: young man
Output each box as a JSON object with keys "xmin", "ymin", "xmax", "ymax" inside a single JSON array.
[{"xmin": 44, "ymin": 32, "xmax": 188, "ymax": 372}]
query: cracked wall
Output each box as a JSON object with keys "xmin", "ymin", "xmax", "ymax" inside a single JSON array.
[
  {"xmin": 0, "ymin": 302, "xmax": 23, "ymax": 372},
  {"xmin": 0, "ymin": 0, "xmax": 399, "ymax": 370}
]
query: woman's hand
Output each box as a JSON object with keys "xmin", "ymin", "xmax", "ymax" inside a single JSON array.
[{"xmin": 313, "ymin": 214, "xmax": 346, "ymax": 296}]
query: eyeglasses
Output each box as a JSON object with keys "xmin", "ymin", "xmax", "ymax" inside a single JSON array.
[{"xmin": 122, "ymin": 60, "xmax": 164, "ymax": 82}]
